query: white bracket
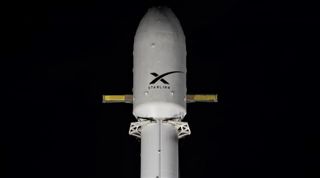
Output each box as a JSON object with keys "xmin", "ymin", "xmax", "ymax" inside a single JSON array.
[
  {"xmin": 129, "ymin": 119, "xmax": 191, "ymax": 139},
  {"xmin": 167, "ymin": 121, "xmax": 191, "ymax": 139},
  {"xmin": 129, "ymin": 120, "xmax": 151, "ymax": 138}
]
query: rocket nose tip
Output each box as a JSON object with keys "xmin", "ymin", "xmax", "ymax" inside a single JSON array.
[
  {"xmin": 135, "ymin": 6, "xmax": 185, "ymax": 41},
  {"xmin": 144, "ymin": 6, "xmax": 176, "ymax": 23},
  {"xmin": 146, "ymin": 6, "xmax": 175, "ymax": 18}
]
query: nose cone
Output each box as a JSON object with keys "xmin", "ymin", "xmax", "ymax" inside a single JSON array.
[
  {"xmin": 132, "ymin": 7, "xmax": 187, "ymax": 119},
  {"xmin": 134, "ymin": 7, "xmax": 185, "ymax": 43}
]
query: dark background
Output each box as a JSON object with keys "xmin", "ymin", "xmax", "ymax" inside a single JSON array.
[{"xmin": 1, "ymin": 0, "xmax": 318, "ymax": 177}]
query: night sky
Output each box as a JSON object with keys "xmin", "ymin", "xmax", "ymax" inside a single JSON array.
[{"xmin": 1, "ymin": 0, "xmax": 318, "ymax": 178}]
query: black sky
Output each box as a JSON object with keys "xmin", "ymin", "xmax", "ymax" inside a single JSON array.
[{"xmin": 1, "ymin": 0, "xmax": 318, "ymax": 177}]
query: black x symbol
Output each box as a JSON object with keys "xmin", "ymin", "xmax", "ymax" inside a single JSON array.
[{"xmin": 149, "ymin": 71, "xmax": 183, "ymax": 85}]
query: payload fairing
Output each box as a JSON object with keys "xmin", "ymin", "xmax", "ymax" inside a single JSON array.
[{"xmin": 103, "ymin": 7, "xmax": 217, "ymax": 178}]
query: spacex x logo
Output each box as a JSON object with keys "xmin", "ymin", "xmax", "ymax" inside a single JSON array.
[{"xmin": 149, "ymin": 71, "xmax": 183, "ymax": 85}]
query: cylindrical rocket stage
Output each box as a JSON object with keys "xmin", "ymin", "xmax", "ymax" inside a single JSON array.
[{"xmin": 141, "ymin": 122, "xmax": 179, "ymax": 178}]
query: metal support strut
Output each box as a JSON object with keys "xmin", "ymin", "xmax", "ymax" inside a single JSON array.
[{"xmin": 129, "ymin": 119, "xmax": 191, "ymax": 139}]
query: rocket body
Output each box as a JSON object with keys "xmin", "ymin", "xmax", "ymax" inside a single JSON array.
[
  {"xmin": 141, "ymin": 122, "xmax": 179, "ymax": 178},
  {"xmin": 133, "ymin": 7, "xmax": 187, "ymax": 120},
  {"xmin": 132, "ymin": 7, "xmax": 187, "ymax": 178},
  {"xmin": 102, "ymin": 6, "xmax": 215, "ymax": 178}
]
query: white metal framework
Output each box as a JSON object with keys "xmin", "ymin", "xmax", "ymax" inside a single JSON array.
[
  {"xmin": 129, "ymin": 119, "xmax": 191, "ymax": 139},
  {"xmin": 167, "ymin": 120, "xmax": 191, "ymax": 139},
  {"xmin": 129, "ymin": 120, "xmax": 151, "ymax": 138}
]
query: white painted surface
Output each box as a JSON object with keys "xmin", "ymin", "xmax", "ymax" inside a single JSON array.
[
  {"xmin": 133, "ymin": 7, "xmax": 187, "ymax": 119},
  {"xmin": 141, "ymin": 122, "xmax": 179, "ymax": 178}
]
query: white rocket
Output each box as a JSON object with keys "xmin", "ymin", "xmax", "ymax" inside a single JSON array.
[{"xmin": 103, "ymin": 7, "xmax": 217, "ymax": 178}]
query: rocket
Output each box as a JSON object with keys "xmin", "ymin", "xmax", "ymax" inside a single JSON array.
[{"xmin": 103, "ymin": 7, "xmax": 217, "ymax": 178}]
